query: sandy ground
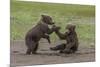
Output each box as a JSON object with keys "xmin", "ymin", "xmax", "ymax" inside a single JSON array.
[{"xmin": 10, "ymin": 40, "xmax": 95, "ymax": 66}]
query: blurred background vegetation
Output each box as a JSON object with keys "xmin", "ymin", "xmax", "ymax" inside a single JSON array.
[{"xmin": 10, "ymin": 0, "xmax": 95, "ymax": 46}]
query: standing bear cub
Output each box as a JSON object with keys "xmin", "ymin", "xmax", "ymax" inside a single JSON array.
[{"xmin": 25, "ymin": 15, "xmax": 57, "ymax": 55}]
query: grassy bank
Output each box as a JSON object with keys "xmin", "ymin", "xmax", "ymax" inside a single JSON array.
[{"xmin": 10, "ymin": 1, "xmax": 95, "ymax": 45}]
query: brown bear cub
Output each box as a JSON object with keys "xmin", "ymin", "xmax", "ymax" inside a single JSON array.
[
  {"xmin": 50, "ymin": 24, "xmax": 79, "ymax": 54},
  {"xmin": 25, "ymin": 15, "xmax": 57, "ymax": 55}
]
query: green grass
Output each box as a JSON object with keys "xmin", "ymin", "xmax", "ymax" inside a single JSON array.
[{"xmin": 10, "ymin": 1, "xmax": 95, "ymax": 45}]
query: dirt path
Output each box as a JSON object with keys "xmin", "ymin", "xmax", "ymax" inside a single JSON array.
[{"xmin": 10, "ymin": 40, "xmax": 95, "ymax": 66}]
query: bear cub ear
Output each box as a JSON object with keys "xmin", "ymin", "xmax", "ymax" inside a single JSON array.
[{"xmin": 41, "ymin": 15, "xmax": 46, "ymax": 18}]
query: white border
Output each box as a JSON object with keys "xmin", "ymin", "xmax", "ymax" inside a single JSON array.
[{"xmin": 0, "ymin": 0, "xmax": 10, "ymax": 67}]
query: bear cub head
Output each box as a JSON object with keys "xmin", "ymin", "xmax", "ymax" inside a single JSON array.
[{"xmin": 41, "ymin": 15, "xmax": 55, "ymax": 25}]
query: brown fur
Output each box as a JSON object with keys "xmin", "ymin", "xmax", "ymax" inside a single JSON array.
[
  {"xmin": 25, "ymin": 15, "xmax": 55, "ymax": 55},
  {"xmin": 50, "ymin": 24, "xmax": 79, "ymax": 54}
]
